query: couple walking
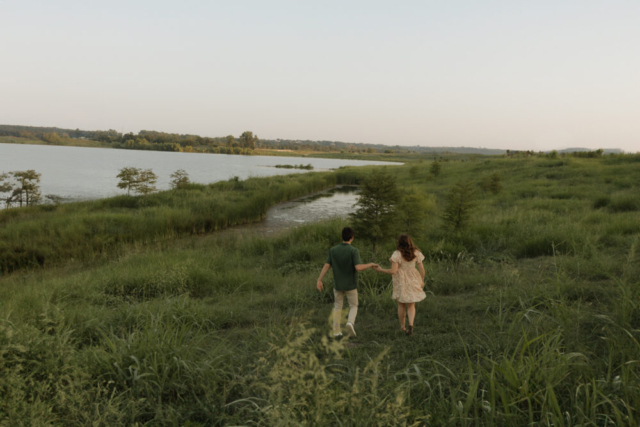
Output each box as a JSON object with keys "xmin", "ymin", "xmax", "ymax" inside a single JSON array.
[{"xmin": 317, "ymin": 227, "xmax": 426, "ymax": 337}]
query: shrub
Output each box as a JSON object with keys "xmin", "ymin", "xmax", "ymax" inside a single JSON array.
[
  {"xmin": 442, "ymin": 181, "xmax": 477, "ymax": 232},
  {"xmin": 351, "ymin": 170, "xmax": 399, "ymax": 254}
]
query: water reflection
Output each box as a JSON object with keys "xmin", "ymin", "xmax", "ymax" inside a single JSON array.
[{"xmin": 244, "ymin": 186, "xmax": 359, "ymax": 234}]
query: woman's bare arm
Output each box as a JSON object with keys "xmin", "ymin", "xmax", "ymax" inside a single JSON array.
[{"xmin": 418, "ymin": 262, "xmax": 425, "ymax": 281}]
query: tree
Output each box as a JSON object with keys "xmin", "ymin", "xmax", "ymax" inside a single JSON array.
[
  {"xmin": 488, "ymin": 173, "xmax": 502, "ymax": 194},
  {"xmin": 225, "ymin": 135, "xmax": 236, "ymax": 148},
  {"xmin": 0, "ymin": 172, "xmax": 14, "ymax": 208},
  {"xmin": 478, "ymin": 173, "xmax": 502, "ymax": 195},
  {"xmin": 135, "ymin": 169, "xmax": 157, "ymax": 195},
  {"xmin": 117, "ymin": 167, "xmax": 140, "ymax": 196},
  {"xmin": 42, "ymin": 132, "xmax": 62, "ymax": 144},
  {"xmin": 170, "ymin": 169, "xmax": 190, "ymax": 189},
  {"xmin": 397, "ymin": 190, "xmax": 435, "ymax": 236},
  {"xmin": 11, "ymin": 170, "xmax": 42, "ymax": 207},
  {"xmin": 442, "ymin": 181, "xmax": 477, "ymax": 232},
  {"xmin": 239, "ymin": 131, "xmax": 258, "ymax": 150},
  {"xmin": 430, "ymin": 160, "xmax": 441, "ymax": 177},
  {"xmin": 350, "ymin": 169, "xmax": 399, "ymax": 255}
]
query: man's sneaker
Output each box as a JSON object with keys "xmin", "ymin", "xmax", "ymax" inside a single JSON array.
[{"xmin": 346, "ymin": 322, "xmax": 356, "ymax": 337}]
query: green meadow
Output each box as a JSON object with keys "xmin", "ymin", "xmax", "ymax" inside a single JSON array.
[{"xmin": 1, "ymin": 154, "xmax": 639, "ymax": 426}]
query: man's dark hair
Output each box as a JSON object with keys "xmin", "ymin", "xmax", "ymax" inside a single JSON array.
[{"xmin": 342, "ymin": 227, "xmax": 355, "ymax": 241}]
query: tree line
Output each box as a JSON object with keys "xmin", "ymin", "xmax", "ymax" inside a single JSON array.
[
  {"xmin": 0, "ymin": 125, "xmax": 260, "ymax": 154},
  {"xmin": 1, "ymin": 125, "xmax": 516, "ymax": 155},
  {"xmin": 115, "ymin": 167, "xmax": 191, "ymax": 196},
  {"xmin": 0, "ymin": 166, "xmax": 194, "ymax": 208}
]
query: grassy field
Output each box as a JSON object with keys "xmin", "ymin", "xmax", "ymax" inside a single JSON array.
[
  {"xmin": 0, "ymin": 135, "xmax": 110, "ymax": 148},
  {"xmin": 1, "ymin": 154, "xmax": 639, "ymax": 425}
]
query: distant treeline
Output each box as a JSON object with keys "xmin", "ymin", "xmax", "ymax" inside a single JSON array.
[
  {"xmin": 258, "ymin": 138, "xmax": 507, "ymax": 155},
  {"xmin": 0, "ymin": 124, "xmax": 623, "ymax": 156},
  {"xmin": 0, "ymin": 125, "xmax": 259, "ymax": 154},
  {"xmin": 0, "ymin": 124, "xmax": 510, "ymax": 155}
]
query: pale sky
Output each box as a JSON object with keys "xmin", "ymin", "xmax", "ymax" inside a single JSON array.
[{"xmin": 1, "ymin": 1, "xmax": 638, "ymax": 152}]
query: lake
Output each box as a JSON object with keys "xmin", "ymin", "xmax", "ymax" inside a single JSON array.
[{"xmin": 0, "ymin": 143, "xmax": 398, "ymax": 201}]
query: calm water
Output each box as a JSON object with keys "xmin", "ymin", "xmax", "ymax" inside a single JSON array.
[
  {"xmin": 251, "ymin": 186, "xmax": 359, "ymax": 233},
  {"xmin": 0, "ymin": 143, "xmax": 397, "ymax": 201}
]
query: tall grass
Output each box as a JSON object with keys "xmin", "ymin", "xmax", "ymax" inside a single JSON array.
[
  {"xmin": 0, "ymin": 171, "xmax": 365, "ymax": 274},
  {"xmin": 1, "ymin": 154, "xmax": 639, "ymax": 424}
]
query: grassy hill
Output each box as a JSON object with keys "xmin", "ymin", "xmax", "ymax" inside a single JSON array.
[{"xmin": 1, "ymin": 154, "xmax": 639, "ymax": 425}]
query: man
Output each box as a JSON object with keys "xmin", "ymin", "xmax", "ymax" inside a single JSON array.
[{"xmin": 317, "ymin": 227, "xmax": 378, "ymax": 337}]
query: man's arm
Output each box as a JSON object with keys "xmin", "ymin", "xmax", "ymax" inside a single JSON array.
[
  {"xmin": 373, "ymin": 262, "xmax": 398, "ymax": 275},
  {"xmin": 317, "ymin": 263, "xmax": 331, "ymax": 291},
  {"xmin": 352, "ymin": 248, "xmax": 377, "ymax": 271},
  {"xmin": 355, "ymin": 262, "xmax": 378, "ymax": 271}
]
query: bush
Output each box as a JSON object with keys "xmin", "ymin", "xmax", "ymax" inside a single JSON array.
[
  {"xmin": 609, "ymin": 195, "xmax": 639, "ymax": 212},
  {"xmin": 442, "ymin": 181, "xmax": 477, "ymax": 232}
]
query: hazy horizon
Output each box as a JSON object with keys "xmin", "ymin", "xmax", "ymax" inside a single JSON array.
[{"xmin": 1, "ymin": 1, "xmax": 638, "ymax": 153}]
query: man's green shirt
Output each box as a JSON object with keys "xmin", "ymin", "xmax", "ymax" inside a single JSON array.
[{"xmin": 325, "ymin": 243, "xmax": 363, "ymax": 291}]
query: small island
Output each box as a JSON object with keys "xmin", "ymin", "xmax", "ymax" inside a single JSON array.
[{"xmin": 274, "ymin": 164, "xmax": 314, "ymax": 170}]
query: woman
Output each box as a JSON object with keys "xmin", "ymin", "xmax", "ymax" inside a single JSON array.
[{"xmin": 374, "ymin": 235, "xmax": 426, "ymax": 335}]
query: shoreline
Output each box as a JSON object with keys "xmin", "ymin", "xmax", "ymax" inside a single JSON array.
[{"xmin": 0, "ymin": 137, "xmax": 407, "ymax": 163}]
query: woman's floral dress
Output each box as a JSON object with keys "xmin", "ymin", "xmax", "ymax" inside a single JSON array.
[{"xmin": 390, "ymin": 250, "xmax": 426, "ymax": 303}]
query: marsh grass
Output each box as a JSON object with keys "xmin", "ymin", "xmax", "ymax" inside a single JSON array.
[
  {"xmin": 0, "ymin": 171, "xmax": 367, "ymax": 274},
  {"xmin": 1, "ymin": 154, "xmax": 639, "ymax": 425}
]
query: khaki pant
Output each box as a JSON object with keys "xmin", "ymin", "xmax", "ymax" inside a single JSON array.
[{"xmin": 333, "ymin": 289, "xmax": 358, "ymax": 333}]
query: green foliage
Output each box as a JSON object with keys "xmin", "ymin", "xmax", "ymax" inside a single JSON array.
[
  {"xmin": 0, "ymin": 173, "xmax": 13, "ymax": 207},
  {"xmin": 397, "ymin": 189, "xmax": 435, "ymax": 237},
  {"xmin": 409, "ymin": 164, "xmax": 419, "ymax": 178},
  {"xmin": 0, "ymin": 172, "xmax": 338, "ymax": 274},
  {"xmin": 442, "ymin": 180, "xmax": 477, "ymax": 232},
  {"xmin": 238, "ymin": 131, "xmax": 258, "ymax": 149},
  {"xmin": 609, "ymin": 194, "xmax": 639, "ymax": 212},
  {"xmin": 170, "ymin": 169, "xmax": 190, "ymax": 189},
  {"xmin": 593, "ymin": 195, "xmax": 611, "ymax": 209},
  {"xmin": 2, "ymin": 170, "xmax": 42, "ymax": 207},
  {"xmin": 116, "ymin": 167, "xmax": 157, "ymax": 196},
  {"xmin": 1, "ymin": 154, "xmax": 640, "ymax": 425},
  {"xmin": 244, "ymin": 324, "xmax": 414, "ymax": 425},
  {"xmin": 274, "ymin": 163, "xmax": 313, "ymax": 170},
  {"xmin": 350, "ymin": 169, "xmax": 399, "ymax": 254},
  {"xmin": 478, "ymin": 172, "xmax": 502, "ymax": 194},
  {"xmin": 430, "ymin": 160, "xmax": 441, "ymax": 177},
  {"xmin": 116, "ymin": 167, "xmax": 139, "ymax": 196},
  {"xmin": 136, "ymin": 169, "xmax": 158, "ymax": 196},
  {"xmin": 42, "ymin": 132, "xmax": 62, "ymax": 144}
]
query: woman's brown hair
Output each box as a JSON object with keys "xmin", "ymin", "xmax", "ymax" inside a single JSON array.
[{"xmin": 397, "ymin": 234, "xmax": 419, "ymax": 262}]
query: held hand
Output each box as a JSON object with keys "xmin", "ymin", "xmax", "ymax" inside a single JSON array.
[{"xmin": 316, "ymin": 279, "xmax": 324, "ymax": 292}]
